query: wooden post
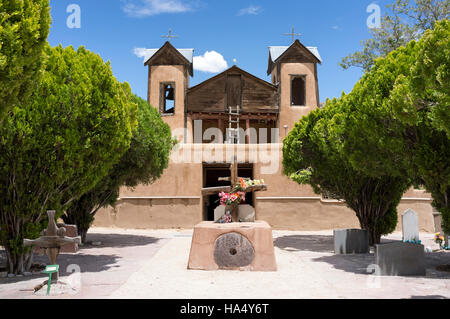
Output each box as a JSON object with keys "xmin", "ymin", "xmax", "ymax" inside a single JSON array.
[
  {"xmin": 245, "ymin": 119, "xmax": 250, "ymax": 144},
  {"xmin": 218, "ymin": 118, "xmax": 224, "ymax": 144}
]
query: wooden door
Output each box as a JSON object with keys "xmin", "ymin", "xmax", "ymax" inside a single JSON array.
[{"xmin": 226, "ymin": 74, "xmax": 242, "ymax": 108}]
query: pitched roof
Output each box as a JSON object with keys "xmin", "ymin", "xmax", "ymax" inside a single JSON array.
[
  {"xmin": 187, "ymin": 65, "xmax": 277, "ymax": 94},
  {"xmin": 269, "ymin": 46, "xmax": 322, "ymax": 63},
  {"xmin": 143, "ymin": 48, "xmax": 194, "ymax": 64},
  {"xmin": 267, "ymin": 40, "xmax": 322, "ymax": 75},
  {"xmin": 144, "ymin": 41, "xmax": 194, "ymax": 76}
]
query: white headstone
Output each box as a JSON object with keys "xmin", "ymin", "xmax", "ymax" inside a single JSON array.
[
  {"xmin": 402, "ymin": 208, "xmax": 419, "ymax": 241},
  {"xmin": 238, "ymin": 205, "xmax": 255, "ymax": 222},
  {"xmin": 214, "ymin": 205, "xmax": 226, "ymax": 222}
]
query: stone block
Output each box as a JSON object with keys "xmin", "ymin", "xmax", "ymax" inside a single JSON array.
[
  {"xmin": 375, "ymin": 242, "xmax": 426, "ymax": 276},
  {"xmin": 214, "ymin": 206, "xmax": 226, "ymax": 222},
  {"xmin": 334, "ymin": 229, "xmax": 370, "ymax": 254},
  {"xmin": 238, "ymin": 205, "xmax": 255, "ymax": 222}
]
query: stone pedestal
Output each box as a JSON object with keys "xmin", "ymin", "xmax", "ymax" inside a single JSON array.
[
  {"xmin": 375, "ymin": 242, "xmax": 425, "ymax": 276},
  {"xmin": 188, "ymin": 221, "xmax": 277, "ymax": 271},
  {"xmin": 334, "ymin": 229, "xmax": 370, "ymax": 254}
]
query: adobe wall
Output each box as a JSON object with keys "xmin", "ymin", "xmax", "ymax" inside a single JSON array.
[
  {"xmin": 93, "ymin": 145, "xmax": 435, "ymax": 233},
  {"xmin": 94, "ymin": 198, "xmax": 201, "ymax": 229},
  {"xmin": 94, "ymin": 197, "xmax": 434, "ymax": 232}
]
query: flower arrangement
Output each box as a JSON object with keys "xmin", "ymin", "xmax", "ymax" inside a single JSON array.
[
  {"xmin": 435, "ymin": 233, "xmax": 445, "ymax": 246},
  {"xmin": 236, "ymin": 178, "xmax": 265, "ymax": 191},
  {"xmin": 403, "ymin": 238, "xmax": 422, "ymax": 245},
  {"xmin": 434, "ymin": 233, "xmax": 449, "ymax": 250},
  {"xmin": 218, "ymin": 191, "xmax": 246, "ymax": 206},
  {"xmin": 217, "ymin": 211, "xmax": 232, "ymax": 224}
]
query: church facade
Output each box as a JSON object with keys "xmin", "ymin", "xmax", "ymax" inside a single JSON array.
[{"xmin": 95, "ymin": 40, "xmax": 435, "ymax": 232}]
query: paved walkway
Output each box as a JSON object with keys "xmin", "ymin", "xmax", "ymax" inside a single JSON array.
[{"xmin": 1, "ymin": 228, "xmax": 449, "ymax": 299}]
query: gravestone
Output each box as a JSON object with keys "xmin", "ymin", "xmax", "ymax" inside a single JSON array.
[
  {"xmin": 376, "ymin": 242, "xmax": 426, "ymax": 276},
  {"xmin": 214, "ymin": 206, "xmax": 226, "ymax": 222},
  {"xmin": 238, "ymin": 205, "xmax": 255, "ymax": 222},
  {"xmin": 334, "ymin": 229, "xmax": 370, "ymax": 254},
  {"xmin": 402, "ymin": 209, "xmax": 419, "ymax": 242}
]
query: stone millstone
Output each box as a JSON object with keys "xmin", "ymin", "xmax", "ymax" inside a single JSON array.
[{"xmin": 213, "ymin": 232, "xmax": 255, "ymax": 268}]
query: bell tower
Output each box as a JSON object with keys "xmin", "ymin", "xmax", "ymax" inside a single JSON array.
[
  {"xmin": 144, "ymin": 41, "xmax": 194, "ymax": 142},
  {"xmin": 267, "ymin": 39, "xmax": 322, "ymax": 140}
]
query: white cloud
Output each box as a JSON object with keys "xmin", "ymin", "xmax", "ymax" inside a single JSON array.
[
  {"xmin": 237, "ymin": 5, "xmax": 262, "ymax": 16},
  {"xmin": 193, "ymin": 51, "xmax": 228, "ymax": 73},
  {"xmin": 133, "ymin": 47, "xmax": 155, "ymax": 62},
  {"xmin": 133, "ymin": 48, "xmax": 228, "ymax": 74},
  {"xmin": 122, "ymin": 0, "xmax": 192, "ymax": 17}
]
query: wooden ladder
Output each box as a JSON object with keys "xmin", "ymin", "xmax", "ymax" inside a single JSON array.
[{"xmin": 227, "ymin": 105, "xmax": 240, "ymax": 144}]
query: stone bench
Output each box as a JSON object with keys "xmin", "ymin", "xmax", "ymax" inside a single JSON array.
[
  {"xmin": 375, "ymin": 242, "xmax": 425, "ymax": 276},
  {"xmin": 334, "ymin": 229, "xmax": 370, "ymax": 254}
]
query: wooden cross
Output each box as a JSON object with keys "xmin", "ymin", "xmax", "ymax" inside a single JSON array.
[
  {"xmin": 161, "ymin": 28, "xmax": 179, "ymax": 42},
  {"xmin": 201, "ymin": 155, "xmax": 267, "ymax": 222},
  {"xmin": 284, "ymin": 26, "xmax": 302, "ymax": 43}
]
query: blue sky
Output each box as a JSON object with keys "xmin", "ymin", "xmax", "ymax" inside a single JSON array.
[{"xmin": 48, "ymin": 0, "xmax": 392, "ymax": 103}]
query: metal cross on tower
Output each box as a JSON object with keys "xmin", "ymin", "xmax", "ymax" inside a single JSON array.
[
  {"xmin": 161, "ymin": 28, "xmax": 179, "ymax": 42},
  {"xmin": 284, "ymin": 26, "xmax": 302, "ymax": 43}
]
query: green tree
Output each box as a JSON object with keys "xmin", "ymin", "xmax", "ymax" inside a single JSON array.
[
  {"xmin": 62, "ymin": 95, "xmax": 175, "ymax": 243},
  {"xmin": 389, "ymin": 20, "xmax": 450, "ymax": 233},
  {"xmin": 0, "ymin": 45, "xmax": 137, "ymax": 274},
  {"xmin": 340, "ymin": 0, "xmax": 449, "ymax": 72},
  {"xmin": 283, "ymin": 99, "xmax": 410, "ymax": 245},
  {"xmin": 0, "ymin": 0, "xmax": 51, "ymax": 120},
  {"xmin": 337, "ymin": 21, "xmax": 449, "ymax": 235}
]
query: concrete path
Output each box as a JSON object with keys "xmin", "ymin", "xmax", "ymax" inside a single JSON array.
[
  {"xmin": 1, "ymin": 228, "xmax": 449, "ymax": 299},
  {"xmin": 110, "ymin": 230, "xmax": 450, "ymax": 299}
]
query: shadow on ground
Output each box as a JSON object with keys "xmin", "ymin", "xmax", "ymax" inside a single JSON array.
[
  {"xmin": 0, "ymin": 232, "xmax": 164, "ymax": 285},
  {"xmin": 274, "ymin": 235, "xmax": 335, "ymax": 253},
  {"xmin": 274, "ymin": 234, "xmax": 450, "ymax": 279},
  {"xmin": 80, "ymin": 233, "xmax": 161, "ymax": 249},
  {"xmin": 0, "ymin": 253, "xmax": 121, "ymax": 285},
  {"xmin": 409, "ymin": 295, "xmax": 449, "ymax": 299},
  {"xmin": 274, "ymin": 235, "xmax": 401, "ymax": 254}
]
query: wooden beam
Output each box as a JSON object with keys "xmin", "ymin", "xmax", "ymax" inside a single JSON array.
[
  {"xmin": 201, "ymin": 184, "xmax": 268, "ymax": 196},
  {"xmin": 188, "ymin": 112, "xmax": 278, "ymax": 121},
  {"xmin": 201, "ymin": 186, "xmax": 232, "ymax": 196}
]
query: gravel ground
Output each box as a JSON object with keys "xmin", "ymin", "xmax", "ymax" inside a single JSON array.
[{"xmin": 0, "ymin": 228, "xmax": 449, "ymax": 299}]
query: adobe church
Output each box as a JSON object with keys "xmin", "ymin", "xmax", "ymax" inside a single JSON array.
[{"xmin": 95, "ymin": 39, "xmax": 435, "ymax": 232}]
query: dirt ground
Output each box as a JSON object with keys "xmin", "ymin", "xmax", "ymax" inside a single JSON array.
[{"xmin": 0, "ymin": 227, "xmax": 449, "ymax": 299}]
